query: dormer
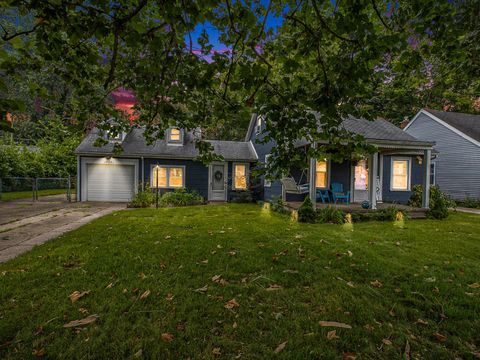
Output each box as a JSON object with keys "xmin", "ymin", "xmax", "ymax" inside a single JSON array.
[
  {"xmin": 106, "ymin": 129, "xmax": 126, "ymax": 143},
  {"xmin": 255, "ymin": 115, "xmax": 264, "ymax": 135},
  {"xmin": 166, "ymin": 127, "xmax": 184, "ymax": 145}
]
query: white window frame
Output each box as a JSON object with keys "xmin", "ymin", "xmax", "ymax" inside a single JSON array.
[
  {"xmin": 233, "ymin": 162, "xmax": 249, "ymax": 190},
  {"xmin": 107, "ymin": 130, "xmax": 125, "ymax": 142},
  {"xmin": 255, "ymin": 115, "xmax": 264, "ymax": 135},
  {"xmin": 150, "ymin": 165, "xmax": 186, "ymax": 188},
  {"xmin": 390, "ymin": 157, "xmax": 411, "ymax": 191},
  {"xmin": 264, "ymin": 154, "xmax": 272, "ymax": 187},
  {"xmin": 167, "ymin": 127, "xmax": 184, "ymax": 145},
  {"xmin": 430, "ymin": 162, "xmax": 436, "ymax": 186}
]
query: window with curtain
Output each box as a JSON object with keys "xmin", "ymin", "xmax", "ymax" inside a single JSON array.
[
  {"xmin": 316, "ymin": 160, "xmax": 328, "ymax": 188},
  {"xmin": 234, "ymin": 164, "xmax": 247, "ymax": 189},
  {"xmin": 391, "ymin": 158, "xmax": 410, "ymax": 190},
  {"xmin": 151, "ymin": 166, "xmax": 184, "ymax": 188}
]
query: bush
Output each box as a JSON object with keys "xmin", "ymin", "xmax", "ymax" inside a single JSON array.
[
  {"xmin": 127, "ymin": 186, "xmax": 155, "ymax": 208},
  {"xmin": 230, "ymin": 190, "xmax": 253, "ymax": 203},
  {"xmin": 270, "ymin": 197, "xmax": 290, "ymax": 214},
  {"xmin": 457, "ymin": 197, "xmax": 480, "ymax": 209},
  {"xmin": 316, "ymin": 206, "xmax": 344, "ymax": 224},
  {"xmin": 160, "ymin": 188, "xmax": 204, "ymax": 207},
  {"xmin": 371, "ymin": 206, "xmax": 408, "ymax": 221},
  {"xmin": 428, "ymin": 186, "xmax": 454, "ymax": 219},
  {"xmin": 408, "ymin": 184, "xmax": 454, "ymax": 219},
  {"xmin": 297, "ymin": 196, "xmax": 316, "ymax": 223}
]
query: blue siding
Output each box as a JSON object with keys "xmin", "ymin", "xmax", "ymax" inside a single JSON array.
[
  {"xmin": 382, "ymin": 155, "xmax": 423, "ymax": 204},
  {"xmin": 144, "ymin": 158, "xmax": 209, "ymax": 199}
]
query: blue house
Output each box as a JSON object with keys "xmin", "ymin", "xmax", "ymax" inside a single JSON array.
[
  {"xmin": 76, "ymin": 114, "xmax": 434, "ymax": 209},
  {"xmin": 246, "ymin": 114, "xmax": 435, "ymax": 209},
  {"xmin": 404, "ymin": 109, "xmax": 480, "ymax": 200},
  {"xmin": 75, "ymin": 127, "xmax": 257, "ymax": 202}
]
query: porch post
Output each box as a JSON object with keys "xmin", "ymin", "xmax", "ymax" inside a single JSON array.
[
  {"xmin": 422, "ymin": 149, "xmax": 431, "ymax": 209},
  {"xmin": 309, "ymin": 143, "xmax": 317, "ymax": 207},
  {"xmin": 369, "ymin": 152, "xmax": 378, "ymax": 209}
]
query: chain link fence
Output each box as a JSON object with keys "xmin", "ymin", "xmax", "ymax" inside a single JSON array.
[{"xmin": 0, "ymin": 177, "xmax": 76, "ymax": 202}]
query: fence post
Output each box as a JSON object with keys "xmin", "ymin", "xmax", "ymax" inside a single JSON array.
[{"xmin": 67, "ymin": 176, "xmax": 71, "ymax": 202}]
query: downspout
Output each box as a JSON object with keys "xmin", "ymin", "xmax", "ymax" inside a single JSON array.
[{"xmin": 77, "ymin": 155, "xmax": 81, "ymax": 201}]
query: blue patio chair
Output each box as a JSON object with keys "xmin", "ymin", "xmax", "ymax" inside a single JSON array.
[
  {"xmin": 316, "ymin": 189, "xmax": 331, "ymax": 204},
  {"xmin": 331, "ymin": 182, "xmax": 350, "ymax": 205}
]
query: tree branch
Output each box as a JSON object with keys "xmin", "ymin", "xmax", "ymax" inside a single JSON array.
[
  {"xmin": 371, "ymin": 0, "xmax": 392, "ymax": 31},
  {"xmin": 311, "ymin": 0, "xmax": 357, "ymax": 43},
  {"xmin": 1, "ymin": 21, "xmax": 43, "ymax": 41}
]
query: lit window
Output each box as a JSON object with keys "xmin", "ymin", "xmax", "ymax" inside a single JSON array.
[
  {"xmin": 170, "ymin": 128, "xmax": 181, "ymax": 141},
  {"xmin": 391, "ymin": 158, "xmax": 410, "ymax": 191},
  {"xmin": 151, "ymin": 166, "xmax": 184, "ymax": 188},
  {"xmin": 316, "ymin": 160, "xmax": 328, "ymax": 189},
  {"xmin": 234, "ymin": 164, "xmax": 248, "ymax": 190},
  {"xmin": 354, "ymin": 159, "xmax": 368, "ymax": 190}
]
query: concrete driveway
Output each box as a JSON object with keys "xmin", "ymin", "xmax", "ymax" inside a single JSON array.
[{"xmin": 0, "ymin": 196, "xmax": 124, "ymax": 263}]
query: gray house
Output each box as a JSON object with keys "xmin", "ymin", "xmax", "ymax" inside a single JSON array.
[
  {"xmin": 75, "ymin": 127, "xmax": 257, "ymax": 202},
  {"xmin": 247, "ymin": 114, "xmax": 435, "ymax": 209},
  {"xmin": 404, "ymin": 109, "xmax": 480, "ymax": 200}
]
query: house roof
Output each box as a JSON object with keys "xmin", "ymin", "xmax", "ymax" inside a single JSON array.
[
  {"xmin": 246, "ymin": 113, "xmax": 433, "ymax": 148},
  {"xmin": 424, "ymin": 109, "xmax": 480, "ymax": 142},
  {"xmin": 75, "ymin": 128, "xmax": 258, "ymax": 161}
]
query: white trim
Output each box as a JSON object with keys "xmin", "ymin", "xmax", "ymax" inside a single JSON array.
[
  {"xmin": 232, "ymin": 162, "xmax": 249, "ymax": 190},
  {"xmin": 430, "ymin": 161, "xmax": 436, "ymax": 186},
  {"xmin": 248, "ymin": 140, "xmax": 259, "ymax": 161},
  {"xmin": 390, "ymin": 156, "xmax": 412, "ymax": 192},
  {"xmin": 405, "ymin": 109, "xmax": 480, "ymax": 148},
  {"xmin": 378, "ymin": 154, "xmax": 384, "ymax": 202},
  {"xmin": 80, "ymin": 157, "xmax": 139, "ymax": 202},
  {"xmin": 208, "ymin": 162, "xmax": 228, "ymax": 201},
  {"xmin": 150, "ymin": 164, "xmax": 186, "ymax": 189}
]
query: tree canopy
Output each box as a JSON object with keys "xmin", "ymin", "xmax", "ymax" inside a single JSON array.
[{"xmin": 1, "ymin": 0, "xmax": 479, "ymax": 171}]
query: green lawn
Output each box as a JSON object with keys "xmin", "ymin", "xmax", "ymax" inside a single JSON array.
[
  {"xmin": 0, "ymin": 205, "xmax": 479, "ymax": 359},
  {"xmin": 0, "ymin": 188, "xmax": 69, "ymax": 202}
]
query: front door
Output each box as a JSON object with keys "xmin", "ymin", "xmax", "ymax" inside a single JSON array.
[
  {"xmin": 353, "ymin": 159, "xmax": 369, "ymax": 202},
  {"xmin": 209, "ymin": 163, "xmax": 227, "ymax": 201}
]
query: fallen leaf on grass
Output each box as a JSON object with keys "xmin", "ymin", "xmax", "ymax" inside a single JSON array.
[
  {"xmin": 342, "ymin": 352, "xmax": 356, "ymax": 360},
  {"xmin": 176, "ymin": 323, "xmax": 185, "ymax": 332},
  {"xmin": 212, "ymin": 348, "xmax": 221, "ymax": 355},
  {"xmin": 161, "ymin": 333, "xmax": 174, "ymax": 342},
  {"xmin": 105, "ymin": 283, "xmax": 113, "ymax": 289},
  {"xmin": 211, "ymin": 275, "xmax": 228, "ymax": 286},
  {"xmin": 347, "ymin": 251, "xmax": 353, "ymax": 257},
  {"xmin": 224, "ymin": 299, "xmax": 239, "ymax": 309},
  {"xmin": 166, "ymin": 293, "xmax": 174, "ymax": 301},
  {"xmin": 63, "ymin": 315, "xmax": 99, "ymax": 328},
  {"xmin": 194, "ymin": 285, "xmax": 208, "ymax": 293},
  {"xmin": 68, "ymin": 290, "xmax": 90, "ymax": 303},
  {"xmin": 319, "ymin": 321, "xmax": 352, "ymax": 329},
  {"xmin": 133, "ymin": 349, "xmax": 142, "ymax": 358},
  {"xmin": 327, "ymin": 330, "xmax": 339, "ymax": 340},
  {"xmin": 346, "ymin": 281, "xmax": 355, "ymax": 288},
  {"xmin": 140, "ymin": 290, "xmax": 151, "ymax": 300},
  {"xmin": 433, "ymin": 332, "xmax": 447, "ymax": 342},
  {"xmin": 404, "ymin": 340, "xmax": 411, "ymax": 360},
  {"xmin": 382, "ymin": 339, "xmax": 392, "ymax": 346},
  {"xmin": 228, "ymin": 251, "xmax": 237, "ymax": 256},
  {"xmin": 282, "ymin": 269, "xmax": 299, "ymax": 274},
  {"xmin": 416, "ymin": 319, "xmax": 428, "ymax": 325},
  {"xmin": 201, "ymin": 259, "xmax": 209, "ymax": 264},
  {"xmin": 370, "ymin": 280, "xmax": 383, "ymax": 288},
  {"xmin": 232, "ymin": 322, "xmax": 238, "ymax": 329},
  {"xmin": 274, "ymin": 341, "xmax": 287, "ymax": 354},
  {"xmin": 468, "ymin": 283, "xmax": 480, "ymax": 289},
  {"xmin": 266, "ymin": 284, "xmax": 283, "ymax": 291},
  {"xmin": 32, "ymin": 348, "xmax": 45, "ymax": 356}
]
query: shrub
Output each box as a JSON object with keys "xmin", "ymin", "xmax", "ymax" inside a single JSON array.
[
  {"xmin": 297, "ymin": 196, "xmax": 316, "ymax": 223},
  {"xmin": 372, "ymin": 206, "xmax": 408, "ymax": 221},
  {"xmin": 230, "ymin": 190, "xmax": 253, "ymax": 203},
  {"xmin": 270, "ymin": 197, "xmax": 289, "ymax": 214},
  {"xmin": 457, "ymin": 197, "xmax": 480, "ymax": 209},
  {"xmin": 160, "ymin": 188, "xmax": 204, "ymax": 207},
  {"xmin": 428, "ymin": 186, "xmax": 454, "ymax": 219},
  {"xmin": 408, "ymin": 184, "xmax": 454, "ymax": 219},
  {"xmin": 127, "ymin": 186, "xmax": 155, "ymax": 208},
  {"xmin": 316, "ymin": 206, "xmax": 345, "ymax": 224}
]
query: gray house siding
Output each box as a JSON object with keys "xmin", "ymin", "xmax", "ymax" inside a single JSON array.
[
  {"xmin": 405, "ymin": 112, "xmax": 480, "ymax": 200},
  {"xmin": 382, "ymin": 155, "xmax": 423, "ymax": 204}
]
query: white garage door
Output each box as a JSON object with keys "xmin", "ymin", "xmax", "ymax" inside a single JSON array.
[{"xmin": 86, "ymin": 164, "xmax": 135, "ymax": 202}]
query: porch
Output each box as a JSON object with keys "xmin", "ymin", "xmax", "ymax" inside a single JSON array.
[{"xmin": 286, "ymin": 201, "xmax": 428, "ymax": 218}]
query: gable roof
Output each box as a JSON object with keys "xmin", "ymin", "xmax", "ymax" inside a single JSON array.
[
  {"xmin": 75, "ymin": 128, "xmax": 258, "ymax": 161},
  {"xmin": 423, "ymin": 109, "xmax": 480, "ymax": 142},
  {"xmin": 246, "ymin": 113, "xmax": 433, "ymax": 148}
]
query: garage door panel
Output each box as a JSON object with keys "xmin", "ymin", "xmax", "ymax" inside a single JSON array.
[{"xmin": 86, "ymin": 164, "xmax": 135, "ymax": 202}]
